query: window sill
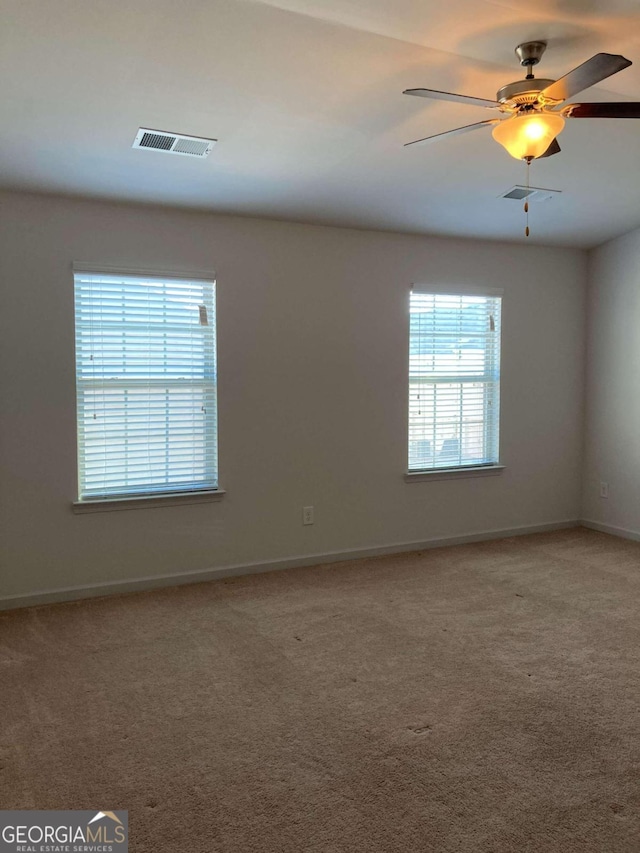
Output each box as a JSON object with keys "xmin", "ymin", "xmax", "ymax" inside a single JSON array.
[
  {"xmin": 404, "ymin": 465, "xmax": 505, "ymax": 483},
  {"xmin": 72, "ymin": 489, "xmax": 226, "ymax": 513}
]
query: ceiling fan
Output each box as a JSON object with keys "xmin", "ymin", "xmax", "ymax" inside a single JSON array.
[{"xmin": 403, "ymin": 42, "xmax": 640, "ymax": 161}]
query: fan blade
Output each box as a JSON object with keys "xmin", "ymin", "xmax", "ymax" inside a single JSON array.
[
  {"xmin": 403, "ymin": 88, "xmax": 501, "ymax": 109},
  {"xmin": 541, "ymin": 53, "xmax": 632, "ymax": 103},
  {"xmin": 538, "ymin": 138, "xmax": 561, "ymax": 158},
  {"xmin": 562, "ymin": 101, "xmax": 640, "ymax": 119},
  {"xmin": 404, "ymin": 119, "xmax": 501, "ymax": 147}
]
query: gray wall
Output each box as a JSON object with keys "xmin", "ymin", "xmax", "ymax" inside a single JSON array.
[
  {"xmin": 582, "ymin": 225, "xmax": 640, "ymax": 535},
  {"xmin": 0, "ymin": 191, "xmax": 587, "ymax": 603}
]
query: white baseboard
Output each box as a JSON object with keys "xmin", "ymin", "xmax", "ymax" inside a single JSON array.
[
  {"xmin": 579, "ymin": 518, "xmax": 640, "ymax": 542},
  {"xmin": 0, "ymin": 519, "xmax": 579, "ymax": 612}
]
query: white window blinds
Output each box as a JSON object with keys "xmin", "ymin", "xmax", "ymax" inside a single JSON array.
[
  {"xmin": 74, "ymin": 270, "xmax": 218, "ymax": 500},
  {"xmin": 408, "ymin": 287, "xmax": 502, "ymax": 471}
]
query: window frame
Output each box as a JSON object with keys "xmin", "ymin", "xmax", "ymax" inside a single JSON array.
[
  {"xmin": 72, "ymin": 264, "xmax": 224, "ymax": 510},
  {"xmin": 406, "ymin": 284, "xmax": 504, "ymax": 481}
]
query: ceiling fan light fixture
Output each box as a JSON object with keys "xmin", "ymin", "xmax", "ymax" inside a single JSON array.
[{"xmin": 492, "ymin": 112, "xmax": 565, "ymax": 160}]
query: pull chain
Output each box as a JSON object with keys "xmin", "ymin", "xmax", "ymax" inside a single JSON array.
[{"xmin": 524, "ymin": 157, "xmax": 531, "ymax": 237}]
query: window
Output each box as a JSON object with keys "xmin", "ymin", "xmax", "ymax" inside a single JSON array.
[
  {"xmin": 74, "ymin": 268, "xmax": 218, "ymax": 501},
  {"xmin": 408, "ymin": 286, "xmax": 502, "ymax": 472}
]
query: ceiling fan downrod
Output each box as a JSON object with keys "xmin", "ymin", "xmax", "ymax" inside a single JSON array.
[{"xmin": 516, "ymin": 41, "xmax": 547, "ymax": 80}]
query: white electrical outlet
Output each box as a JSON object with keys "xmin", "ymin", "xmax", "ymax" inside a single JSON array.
[
  {"xmin": 600, "ymin": 482, "xmax": 609, "ymax": 499},
  {"xmin": 303, "ymin": 506, "xmax": 314, "ymax": 525}
]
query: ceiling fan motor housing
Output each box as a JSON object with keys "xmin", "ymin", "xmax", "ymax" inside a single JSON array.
[{"xmin": 497, "ymin": 78, "xmax": 557, "ymax": 107}]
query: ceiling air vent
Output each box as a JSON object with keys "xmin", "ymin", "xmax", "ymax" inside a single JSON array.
[
  {"xmin": 499, "ymin": 185, "xmax": 561, "ymax": 203},
  {"xmin": 132, "ymin": 128, "xmax": 216, "ymax": 158}
]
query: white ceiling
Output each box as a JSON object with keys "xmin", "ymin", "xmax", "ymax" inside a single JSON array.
[{"xmin": 2, "ymin": 0, "xmax": 640, "ymax": 247}]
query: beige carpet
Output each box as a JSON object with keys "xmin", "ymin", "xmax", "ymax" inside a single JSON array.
[{"xmin": 1, "ymin": 527, "xmax": 639, "ymax": 852}]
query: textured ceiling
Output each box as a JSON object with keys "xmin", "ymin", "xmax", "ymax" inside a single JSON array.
[{"xmin": 1, "ymin": 0, "xmax": 639, "ymax": 247}]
